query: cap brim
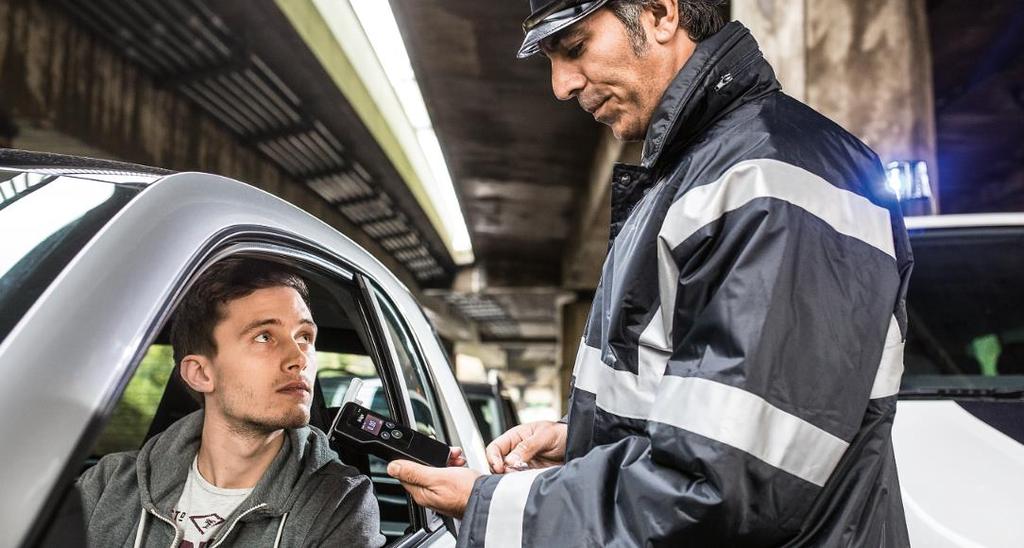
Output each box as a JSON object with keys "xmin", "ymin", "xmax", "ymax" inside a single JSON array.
[{"xmin": 516, "ymin": 1, "xmax": 607, "ymax": 59}]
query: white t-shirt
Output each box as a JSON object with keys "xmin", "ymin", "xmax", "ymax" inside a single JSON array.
[{"xmin": 171, "ymin": 456, "xmax": 253, "ymax": 548}]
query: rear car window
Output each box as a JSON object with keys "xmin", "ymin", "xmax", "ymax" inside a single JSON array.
[
  {"xmin": 0, "ymin": 171, "xmax": 140, "ymax": 345},
  {"xmin": 903, "ymin": 226, "xmax": 1024, "ymax": 393}
]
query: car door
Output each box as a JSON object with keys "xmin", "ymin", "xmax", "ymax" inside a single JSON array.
[{"xmin": 7, "ymin": 172, "xmax": 480, "ymax": 546}]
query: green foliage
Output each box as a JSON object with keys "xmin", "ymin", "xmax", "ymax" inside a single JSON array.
[
  {"xmin": 91, "ymin": 345, "xmax": 175, "ymax": 455},
  {"xmin": 317, "ymin": 352, "xmax": 376, "ymax": 377}
]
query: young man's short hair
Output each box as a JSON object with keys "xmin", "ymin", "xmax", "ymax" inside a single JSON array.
[{"xmin": 169, "ymin": 257, "xmax": 310, "ymax": 403}]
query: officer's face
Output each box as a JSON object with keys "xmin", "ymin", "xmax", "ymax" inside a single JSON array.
[{"xmin": 541, "ymin": 6, "xmax": 692, "ymax": 141}]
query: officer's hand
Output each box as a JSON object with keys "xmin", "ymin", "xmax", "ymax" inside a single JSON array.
[
  {"xmin": 387, "ymin": 460, "xmax": 479, "ymax": 518},
  {"xmin": 486, "ymin": 421, "xmax": 567, "ymax": 474}
]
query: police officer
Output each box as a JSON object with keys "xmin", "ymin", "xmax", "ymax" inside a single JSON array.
[{"xmin": 388, "ymin": 2, "xmax": 913, "ymax": 546}]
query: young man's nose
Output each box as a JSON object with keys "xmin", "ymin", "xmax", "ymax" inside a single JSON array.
[
  {"xmin": 283, "ymin": 340, "xmax": 310, "ymax": 371},
  {"xmin": 550, "ymin": 60, "xmax": 585, "ymax": 101}
]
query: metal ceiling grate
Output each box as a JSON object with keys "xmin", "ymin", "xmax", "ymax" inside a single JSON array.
[
  {"xmin": 379, "ymin": 232, "xmax": 421, "ymax": 251},
  {"xmin": 57, "ymin": 0, "xmax": 451, "ymax": 282},
  {"xmin": 443, "ymin": 293, "xmax": 525, "ymax": 338}
]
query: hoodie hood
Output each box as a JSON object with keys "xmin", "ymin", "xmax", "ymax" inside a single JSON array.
[
  {"xmin": 135, "ymin": 410, "xmax": 337, "ymax": 520},
  {"xmin": 640, "ymin": 21, "xmax": 780, "ymax": 170}
]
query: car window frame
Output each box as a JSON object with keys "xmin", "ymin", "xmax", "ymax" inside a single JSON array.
[
  {"xmin": 368, "ymin": 283, "xmax": 454, "ymax": 444},
  {"xmin": 364, "ymin": 281, "xmax": 458, "ymax": 534}
]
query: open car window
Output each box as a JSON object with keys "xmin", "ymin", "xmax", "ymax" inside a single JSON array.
[
  {"xmin": 84, "ymin": 247, "xmax": 442, "ymax": 545},
  {"xmin": 371, "ymin": 286, "xmax": 447, "ymax": 444}
]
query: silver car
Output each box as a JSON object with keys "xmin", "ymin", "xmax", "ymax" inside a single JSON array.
[{"xmin": 0, "ymin": 151, "xmax": 487, "ymax": 547}]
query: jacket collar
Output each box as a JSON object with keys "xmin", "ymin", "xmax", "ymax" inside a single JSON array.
[
  {"xmin": 608, "ymin": 22, "xmax": 780, "ymax": 236},
  {"xmin": 135, "ymin": 410, "xmax": 336, "ymax": 518},
  {"xmin": 640, "ymin": 21, "xmax": 780, "ymax": 170}
]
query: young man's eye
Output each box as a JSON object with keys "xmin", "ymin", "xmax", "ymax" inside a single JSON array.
[
  {"xmin": 298, "ymin": 333, "xmax": 314, "ymax": 344},
  {"xmin": 254, "ymin": 332, "xmax": 271, "ymax": 343}
]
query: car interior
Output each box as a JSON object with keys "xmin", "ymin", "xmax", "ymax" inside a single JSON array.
[
  {"xmin": 903, "ymin": 228, "xmax": 1024, "ymax": 383},
  {"xmin": 40, "ymin": 254, "xmax": 451, "ymax": 546}
]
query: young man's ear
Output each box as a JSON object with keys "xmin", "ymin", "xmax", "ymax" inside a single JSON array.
[
  {"xmin": 180, "ymin": 355, "xmax": 215, "ymax": 397},
  {"xmin": 650, "ymin": 0, "xmax": 681, "ymax": 45}
]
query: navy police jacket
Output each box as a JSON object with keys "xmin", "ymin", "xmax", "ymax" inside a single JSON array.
[{"xmin": 459, "ymin": 21, "xmax": 913, "ymax": 547}]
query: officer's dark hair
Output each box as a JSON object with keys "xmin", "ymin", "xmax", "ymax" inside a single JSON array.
[
  {"xmin": 170, "ymin": 257, "xmax": 310, "ymax": 403},
  {"xmin": 609, "ymin": 0, "xmax": 727, "ymax": 54}
]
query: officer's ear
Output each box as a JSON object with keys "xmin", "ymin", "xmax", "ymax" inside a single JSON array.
[{"xmin": 650, "ymin": 0, "xmax": 681, "ymax": 45}]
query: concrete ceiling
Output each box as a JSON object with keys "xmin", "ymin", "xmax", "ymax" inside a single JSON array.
[
  {"xmin": 391, "ymin": 1, "xmax": 601, "ymax": 287},
  {"xmin": 52, "ymin": 0, "xmax": 457, "ymax": 286},
  {"xmin": 391, "ymin": 1, "xmax": 605, "ymax": 376}
]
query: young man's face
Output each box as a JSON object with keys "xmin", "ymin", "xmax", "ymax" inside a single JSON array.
[
  {"xmin": 205, "ymin": 286, "xmax": 318, "ymax": 433},
  {"xmin": 541, "ymin": 7, "xmax": 676, "ymax": 141}
]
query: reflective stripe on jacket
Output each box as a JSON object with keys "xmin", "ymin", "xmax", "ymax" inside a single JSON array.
[{"xmin": 458, "ymin": 21, "xmax": 913, "ymax": 548}]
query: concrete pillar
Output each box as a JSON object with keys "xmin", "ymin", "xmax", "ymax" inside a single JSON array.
[
  {"xmin": 557, "ymin": 295, "xmax": 592, "ymax": 412},
  {"xmin": 734, "ymin": 0, "xmax": 939, "ymax": 212},
  {"xmin": 557, "ymin": 126, "xmax": 642, "ymax": 411}
]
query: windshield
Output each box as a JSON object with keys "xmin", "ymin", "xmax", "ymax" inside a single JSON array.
[
  {"xmin": 0, "ymin": 170, "xmax": 141, "ymax": 344},
  {"xmin": 902, "ymin": 225, "xmax": 1024, "ymax": 396}
]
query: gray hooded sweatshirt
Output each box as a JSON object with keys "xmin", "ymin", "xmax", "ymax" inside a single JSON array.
[{"xmin": 78, "ymin": 410, "xmax": 385, "ymax": 547}]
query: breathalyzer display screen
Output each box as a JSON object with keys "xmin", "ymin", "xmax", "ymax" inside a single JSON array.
[{"xmin": 361, "ymin": 413, "xmax": 384, "ymax": 436}]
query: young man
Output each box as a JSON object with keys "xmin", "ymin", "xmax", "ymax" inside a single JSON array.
[
  {"xmin": 388, "ymin": 1, "xmax": 913, "ymax": 546},
  {"xmin": 79, "ymin": 258, "xmax": 385, "ymax": 547}
]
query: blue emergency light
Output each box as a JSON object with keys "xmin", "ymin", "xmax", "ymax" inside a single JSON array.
[{"xmin": 886, "ymin": 161, "xmax": 933, "ymax": 202}]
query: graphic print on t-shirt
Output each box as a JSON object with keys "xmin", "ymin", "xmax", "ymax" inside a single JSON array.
[
  {"xmin": 188, "ymin": 513, "xmax": 226, "ymax": 535},
  {"xmin": 173, "ymin": 456, "xmax": 253, "ymax": 548}
]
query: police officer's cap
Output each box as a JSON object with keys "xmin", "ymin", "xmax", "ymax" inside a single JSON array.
[{"xmin": 517, "ymin": 0, "xmax": 611, "ymax": 58}]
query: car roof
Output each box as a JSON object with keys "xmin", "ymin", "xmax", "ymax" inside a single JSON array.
[
  {"xmin": 905, "ymin": 213, "xmax": 1024, "ymax": 231},
  {"xmin": 0, "ymin": 148, "xmax": 171, "ymax": 184}
]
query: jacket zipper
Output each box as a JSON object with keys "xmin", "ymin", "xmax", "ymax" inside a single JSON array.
[
  {"xmin": 141, "ymin": 506, "xmax": 182, "ymax": 548},
  {"xmin": 210, "ymin": 503, "xmax": 268, "ymax": 548},
  {"xmin": 714, "ymin": 52, "xmax": 761, "ymax": 95}
]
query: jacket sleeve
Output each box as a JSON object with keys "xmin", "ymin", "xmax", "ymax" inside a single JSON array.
[
  {"xmin": 76, "ymin": 451, "xmax": 138, "ymax": 527},
  {"xmin": 313, "ymin": 474, "xmax": 385, "ymax": 548},
  {"xmin": 456, "ymin": 160, "xmax": 906, "ymax": 547}
]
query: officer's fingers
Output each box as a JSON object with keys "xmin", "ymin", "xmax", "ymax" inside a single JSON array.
[
  {"xmin": 485, "ymin": 444, "xmax": 506, "ymax": 474},
  {"xmin": 447, "ymin": 447, "xmax": 467, "ymax": 467},
  {"xmin": 388, "ymin": 460, "xmax": 432, "ymax": 487},
  {"xmin": 486, "ymin": 428, "xmax": 527, "ymax": 473},
  {"xmin": 389, "ymin": 461, "xmax": 448, "ymax": 509},
  {"xmin": 505, "ymin": 436, "xmax": 541, "ymax": 468}
]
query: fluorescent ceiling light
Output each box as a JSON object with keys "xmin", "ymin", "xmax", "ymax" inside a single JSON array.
[{"xmin": 344, "ymin": 0, "xmax": 474, "ymax": 265}]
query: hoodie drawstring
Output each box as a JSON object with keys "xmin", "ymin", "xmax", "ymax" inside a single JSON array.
[
  {"xmin": 133, "ymin": 510, "xmax": 148, "ymax": 548},
  {"xmin": 273, "ymin": 512, "xmax": 289, "ymax": 548}
]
